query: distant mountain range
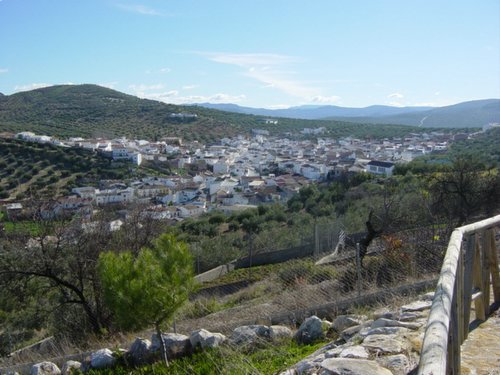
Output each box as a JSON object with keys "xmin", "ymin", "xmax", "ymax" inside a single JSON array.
[
  {"xmin": 0, "ymin": 84, "xmax": 497, "ymax": 144},
  {"xmin": 196, "ymin": 99, "xmax": 500, "ymax": 128},
  {"xmin": 0, "ymin": 84, "xmax": 425, "ymax": 141}
]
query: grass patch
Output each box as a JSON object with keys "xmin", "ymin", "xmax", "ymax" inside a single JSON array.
[
  {"xmin": 80, "ymin": 339, "xmax": 327, "ymax": 375},
  {"xmin": 2, "ymin": 220, "xmax": 43, "ymax": 236}
]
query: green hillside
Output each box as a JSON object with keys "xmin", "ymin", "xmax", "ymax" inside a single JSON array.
[
  {"xmin": 0, "ymin": 84, "xmax": 434, "ymax": 142},
  {"xmin": 0, "ymin": 138, "xmax": 138, "ymax": 200}
]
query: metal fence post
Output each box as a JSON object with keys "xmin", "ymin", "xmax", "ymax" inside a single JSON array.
[{"xmin": 356, "ymin": 242, "xmax": 362, "ymax": 298}]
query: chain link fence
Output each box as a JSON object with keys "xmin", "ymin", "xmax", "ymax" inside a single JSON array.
[{"xmin": 176, "ymin": 224, "xmax": 451, "ymax": 334}]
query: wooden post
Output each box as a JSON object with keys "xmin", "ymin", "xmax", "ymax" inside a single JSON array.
[
  {"xmin": 480, "ymin": 230, "xmax": 491, "ymax": 313},
  {"xmin": 486, "ymin": 228, "xmax": 500, "ymax": 302},
  {"xmin": 456, "ymin": 245, "xmax": 464, "ymax": 345},
  {"xmin": 462, "ymin": 234, "xmax": 475, "ymax": 341},
  {"xmin": 418, "ymin": 215, "xmax": 500, "ymax": 375},
  {"xmin": 446, "ymin": 272, "xmax": 461, "ymax": 375},
  {"xmin": 472, "ymin": 236, "xmax": 486, "ymax": 321}
]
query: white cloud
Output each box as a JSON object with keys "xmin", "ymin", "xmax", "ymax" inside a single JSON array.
[
  {"xmin": 0, "ymin": 68, "xmax": 8, "ymax": 74},
  {"xmin": 434, "ymin": 91, "xmax": 440, "ymax": 96},
  {"xmin": 310, "ymin": 95, "xmax": 341, "ymax": 104},
  {"xmin": 14, "ymin": 83, "xmax": 52, "ymax": 92},
  {"xmin": 197, "ymin": 51, "xmax": 343, "ymax": 105},
  {"xmin": 116, "ymin": 3, "xmax": 163, "ymax": 16},
  {"xmin": 245, "ymin": 67, "xmax": 317, "ymax": 99},
  {"xmin": 129, "ymin": 83, "xmax": 165, "ymax": 91},
  {"xmin": 202, "ymin": 52, "xmax": 299, "ymax": 67},
  {"xmin": 159, "ymin": 67, "xmax": 171, "ymax": 73},
  {"xmin": 182, "ymin": 84, "xmax": 198, "ymax": 90},
  {"xmin": 131, "ymin": 87, "xmax": 245, "ymax": 105},
  {"xmin": 388, "ymin": 92, "xmax": 404, "ymax": 99},
  {"xmin": 198, "ymin": 51, "xmax": 331, "ymax": 101}
]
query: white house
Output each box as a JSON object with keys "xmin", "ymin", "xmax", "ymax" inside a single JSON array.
[
  {"xmin": 72, "ymin": 187, "xmax": 97, "ymax": 200},
  {"xmin": 213, "ymin": 159, "xmax": 230, "ymax": 174},
  {"xmin": 95, "ymin": 187, "xmax": 135, "ymax": 205},
  {"xmin": 177, "ymin": 205, "xmax": 205, "ymax": 218},
  {"xmin": 366, "ymin": 160, "xmax": 395, "ymax": 176}
]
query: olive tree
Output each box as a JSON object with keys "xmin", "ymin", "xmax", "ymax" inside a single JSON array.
[{"xmin": 98, "ymin": 234, "xmax": 194, "ymax": 366}]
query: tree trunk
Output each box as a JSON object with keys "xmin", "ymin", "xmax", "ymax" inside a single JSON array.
[{"xmin": 155, "ymin": 323, "xmax": 169, "ymax": 367}]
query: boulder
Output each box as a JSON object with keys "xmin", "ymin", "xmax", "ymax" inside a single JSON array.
[
  {"xmin": 401, "ymin": 300, "xmax": 432, "ymax": 312},
  {"xmin": 294, "ymin": 316, "xmax": 324, "ymax": 345},
  {"xmin": 332, "ymin": 315, "xmax": 363, "ymax": 333},
  {"xmin": 294, "ymin": 356, "xmax": 325, "ymax": 374},
  {"xmin": 61, "ymin": 360, "xmax": 81, "ymax": 375},
  {"xmin": 339, "ymin": 321, "xmax": 372, "ymax": 341},
  {"xmin": 371, "ymin": 318, "xmax": 421, "ymax": 330},
  {"xmin": 269, "ymin": 325, "xmax": 293, "ymax": 341},
  {"xmin": 376, "ymin": 354, "xmax": 411, "ymax": 375},
  {"xmin": 128, "ymin": 338, "xmax": 152, "ymax": 365},
  {"xmin": 30, "ymin": 362, "xmax": 61, "ymax": 375},
  {"xmin": 362, "ymin": 334, "xmax": 404, "ymax": 354},
  {"xmin": 398, "ymin": 312, "xmax": 421, "ymax": 322},
  {"xmin": 151, "ymin": 333, "xmax": 192, "ymax": 359},
  {"xmin": 338, "ymin": 345, "xmax": 370, "ymax": 359},
  {"xmin": 190, "ymin": 329, "xmax": 226, "ymax": 349},
  {"xmin": 90, "ymin": 348, "xmax": 116, "ymax": 369},
  {"xmin": 359, "ymin": 326, "xmax": 410, "ymax": 338},
  {"xmin": 320, "ymin": 358, "xmax": 393, "ymax": 375},
  {"xmin": 230, "ymin": 325, "xmax": 270, "ymax": 346},
  {"xmin": 372, "ymin": 309, "xmax": 398, "ymax": 320}
]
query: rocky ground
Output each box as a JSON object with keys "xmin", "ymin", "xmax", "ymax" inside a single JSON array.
[{"xmin": 6, "ymin": 292, "xmax": 435, "ymax": 375}]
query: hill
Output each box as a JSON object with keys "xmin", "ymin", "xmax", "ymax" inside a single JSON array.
[
  {"xmin": 197, "ymin": 102, "xmax": 433, "ymax": 120},
  {"xmin": 0, "ymin": 138, "xmax": 139, "ymax": 200},
  {"xmin": 326, "ymin": 99, "xmax": 500, "ymax": 128},
  {"xmin": 197, "ymin": 100, "xmax": 500, "ymax": 128},
  {"xmin": 0, "ymin": 84, "xmax": 258, "ymax": 142},
  {"xmin": 0, "ymin": 85, "xmax": 439, "ymax": 142}
]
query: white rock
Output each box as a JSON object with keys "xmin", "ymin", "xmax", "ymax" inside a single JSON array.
[
  {"xmin": 371, "ymin": 318, "xmax": 421, "ymax": 330},
  {"xmin": 190, "ymin": 329, "xmax": 226, "ymax": 349},
  {"xmin": 332, "ymin": 315, "xmax": 364, "ymax": 332},
  {"xmin": 30, "ymin": 362, "xmax": 61, "ymax": 375},
  {"xmin": 398, "ymin": 312, "xmax": 421, "ymax": 321},
  {"xmin": 362, "ymin": 334, "xmax": 404, "ymax": 354},
  {"xmin": 372, "ymin": 309, "xmax": 398, "ymax": 320},
  {"xmin": 230, "ymin": 325, "xmax": 270, "ymax": 346},
  {"xmin": 269, "ymin": 325, "xmax": 293, "ymax": 341},
  {"xmin": 151, "ymin": 333, "xmax": 191, "ymax": 358},
  {"xmin": 339, "ymin": 345, "xmax": 369, "ymax": 359},
  {"xmin": 324, "ymin": 346, "xmax": 344, "ymax": 358},
  {"xmin": 295, "ymin": 355, "xmax": 324, "ymax": 374},
  {"xmin": 340, "ymin": 320, "xmax": 372, "ymax": 341},
  {"xmin": 401, "ymin": 300, "xmax": 432, "ymax": 312},
  {"xmin": 376, "ymin": 354, "xmax": 410, "ymax": 375},
  {"xmin": 90, "ymin": 348, "xmax": 116, "ymax": 369},
  {"xmin": 320, "ymin": 358, "xmax": 393, "ymax": 375},
  {"xmin": 359, "ymin": 326, "xmax": 410, "ymax": 337}
]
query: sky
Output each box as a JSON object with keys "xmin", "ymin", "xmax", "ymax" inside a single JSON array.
[{"xmin": 0, "ymin": 0, "xmax": 499, "ymax": 109}]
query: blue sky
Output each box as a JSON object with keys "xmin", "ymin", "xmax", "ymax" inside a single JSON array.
[{"xmin": 0, "ymin": 0, "xmax": 498, "ymax": 108}]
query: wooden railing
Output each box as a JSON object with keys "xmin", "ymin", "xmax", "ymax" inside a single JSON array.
[{"xmin": 418, "ymin": 215, "xmax": 500, "ymax": 375}]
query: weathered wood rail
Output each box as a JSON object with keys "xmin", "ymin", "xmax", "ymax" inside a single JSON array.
[{"xmin": 418, "ymin": 215, "xmax": 500, "ymax": 375}]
